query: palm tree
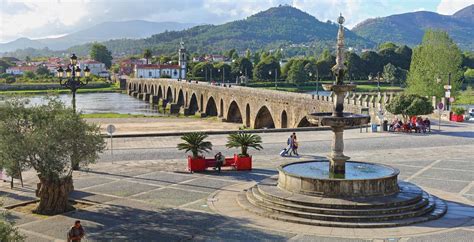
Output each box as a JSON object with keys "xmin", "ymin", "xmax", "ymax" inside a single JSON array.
[
  {"xmin": 226, "ymin": 133, "xmax": 263, "ymax": 157},
  {"xmin": 143, "ymin": 49, "xmax": 152, "ymax": 64},
  {"xmin": 177, "ymin": 132, "xmax": 212, "ymax": 158}
]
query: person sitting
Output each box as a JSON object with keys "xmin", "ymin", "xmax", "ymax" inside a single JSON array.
[
  {"xmin": 423, "ymin": 118, "xmax": 431, "ymax": 132},
  {"xmin": 214, "ymin": 152, "xmax": 225, "ymax": 172},
  {"xmin": 415, "ymin": 117, "xmax": 424, "ymax": 133},
  {"xmin": 393, "ymin": 120, "xmax": 402, "ymax": 132}
]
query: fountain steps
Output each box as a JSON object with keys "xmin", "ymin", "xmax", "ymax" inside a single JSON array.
[
  {"xmin": 251, "ymin": 185, "xmax": 430, "ymax": 216},
  {"xmin": 237, "ymin": 178, "xmax": 447, "ymax": 227},
  {"xmin": 238, "ymin": 188, "xmax": 447, "ymax": 228},
  {"xmin": 257, "ymin": 178, "xmax": 423, "ymax": 209},
  {"xmin": 245, "ymin": 187, "xmax": 435, "ymax": 222}
]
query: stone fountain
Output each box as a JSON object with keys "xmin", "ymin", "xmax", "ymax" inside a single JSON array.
[{"xmin": 237, "ymin": 14, "xmax": 447, "ymax": 227}]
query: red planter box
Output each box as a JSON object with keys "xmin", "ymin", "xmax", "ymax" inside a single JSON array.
[
  {"xmin": 188, "ymin": 156, "xmax": 206, "ymax": 172},
  {"xmin": 234, "ymin": 154, "xmax": 252, "ymax": 170},
  {"xmin": 450, "ymin": 114, "xmax": 464, "ymax": 122}
]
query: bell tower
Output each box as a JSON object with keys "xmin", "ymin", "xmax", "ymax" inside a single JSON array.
[{"xmin": 178, "ymin": 40, "xmax": 187, "ymax": 80}]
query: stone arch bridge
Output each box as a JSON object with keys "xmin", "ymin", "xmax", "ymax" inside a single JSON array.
[{"xmin": 126, "ymin": 78, "xmax": 393, "ymax": 129}]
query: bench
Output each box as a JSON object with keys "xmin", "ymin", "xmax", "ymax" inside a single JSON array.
[{"xmin": 187, "ymin": 155, "xmax": 251, "ymax": 172}]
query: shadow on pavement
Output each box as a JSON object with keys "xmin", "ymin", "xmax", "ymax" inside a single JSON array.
[{"xmin": 67, "ymin": 203, "xmax": 290, "ymax": 241}]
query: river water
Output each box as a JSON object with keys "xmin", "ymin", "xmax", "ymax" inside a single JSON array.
[{"xmin": 0, "ymin": 93, "xmax": 163, "ymax": 116}]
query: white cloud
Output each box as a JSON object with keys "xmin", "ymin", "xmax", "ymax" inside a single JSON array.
[
  {"xmin": 437, "ymin": 0, "xmax": 472, "ymax": 15},
  {"xmin": 0, "ymin": 0, "xmax": 88, "ymax": 42}
]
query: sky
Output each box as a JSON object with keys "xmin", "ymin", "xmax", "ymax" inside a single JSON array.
[{"xmin": 0, "ymin": 0, "xmax": 472, "ymax": 43}]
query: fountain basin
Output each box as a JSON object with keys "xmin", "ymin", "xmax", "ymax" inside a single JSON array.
[
  {"xmin": 277, "ymin": 161, "xmax": 399, "ymax": 197},
  {"xmin": 306, "ymin": 112, "xmax": 370, "ymax": 127}
]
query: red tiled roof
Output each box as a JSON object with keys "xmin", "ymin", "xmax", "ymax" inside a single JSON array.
[{"xmin": 8, "ymin": 66, "xmax": 38, "ymax": 71}]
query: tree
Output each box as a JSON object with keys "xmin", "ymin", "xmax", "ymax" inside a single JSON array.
[
  {"xmin": 226, "ymin": 133, "xmax": 263, "ymax": 157},
  {"xmin": 345, "ymin": 52, "xmax": 365, "ymax": 80},
  {"xmin": 407, "ymin": 30, "xmax": 463, "ymax": 98},
  {"xmin": 25, "ymin": 56, "xmax": 31, "ymax": 63},
  {"xmin": 231, "ymin": 57, "xmax": 253, "ymax": 80},
  {"xmin": 287, "ymin": 59, "xmax": 308, "ymax": 84},
  {"xmin": 177, "ymin": 132, "xmax": 212, "ymax": 158},
  {"xmin": 0, "ymin": 99, "xmax": 105, "ymax": 215},
  {"xmin": 90, "ymin": 43, "xmax": 112, "ymax": 68},
  {"xmin": 36, "ymin": 66, "xmax": 50, "ymax": 76},
  {"xmin": 253, "ymin": 56, "xmax": 280, "ymax": 81},
  {"xmin": 23, "ymin": 71, "xmax": 36, "ymax": 79},
  {"xmin": 383, "ymin": 63, "xmax": 397, "ymax": 86},
  {"xmin": 386, "ymin": 94, "xmax": 434, "ymax": 121},
  {"xmin": 143, "ymin": 49, "xmax": 152, "ymax": 64},
  {"xmin": 0, "ymin": 204, "xmax": 24, "ymax": 242},
  {"xmin": 361, "ymin": 51, "xmax": 384, "ymax": 77},
  {"xmin": 378, "ymin": 42, "xmax": 398, "ymax": 51}
]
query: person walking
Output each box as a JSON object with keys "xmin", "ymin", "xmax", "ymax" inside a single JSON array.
[
  {"xmin": 287, "ymin": 134, "xmax": 295, "ymax": 156},
  {"xmin": 292, "ymin": 133, "xmax": 299, "ymax": 156},
  {"xmin": 67, "ymin": 220, "xmax": 85, "ymax": 242}
]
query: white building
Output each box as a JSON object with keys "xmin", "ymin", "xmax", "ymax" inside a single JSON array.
[
  {"xmin": 78, "ymin": 60, "xmax": 107, "ymax": 76},
  {"xmin": 5, "ymin": 66, "xmax": 38, "ymax": 75},
  {"xmin": 134, "ymin": 64, "xmax": 183, "ymax": 79},
  {"xmin": 135, "ymin": 41, "xmax": 187, "ymax": 79}
]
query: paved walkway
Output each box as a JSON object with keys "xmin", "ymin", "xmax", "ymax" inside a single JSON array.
[{"xmin": 0, "ymin": 121, "xmax": 473, "ymax": 241}]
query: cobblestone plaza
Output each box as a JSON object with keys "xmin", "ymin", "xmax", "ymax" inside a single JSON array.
[{"xmin": 1, "ymin": 120, "xmax": 473, "ymax": 241}]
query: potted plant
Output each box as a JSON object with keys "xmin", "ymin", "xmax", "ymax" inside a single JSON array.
[
  {"xmin": 177, "ymin": 132, "xmax": 212, "ymax": 172},
  {"xmin": 226, "ymin": 133, "xmax": 263, "ymax": 170},
  {"xmin": 451, "ymin": 107, "xmax": 465, "ymax": 122}
]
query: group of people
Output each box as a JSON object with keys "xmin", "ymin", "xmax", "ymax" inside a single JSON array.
[
  {"xmin": 281, "ymin": 132, "xmax": 299, "ymax": 156},
  {"xmin": 389, "ymin": 117, "xmax": 431, "ymax": 133}
]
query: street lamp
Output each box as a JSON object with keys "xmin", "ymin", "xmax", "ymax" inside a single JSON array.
[
  {"xmin": 269, "ymin": 69, "xmax": 278, "ymax": 90},
  {"xmin": 57, "ymin": 54, "xmax": 90, "ymax": 112}
]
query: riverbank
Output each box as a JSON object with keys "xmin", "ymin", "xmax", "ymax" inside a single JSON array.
[
  {"xmin": 0, "ymin": 82, "xmax": 121, "ymax": 95},
  {"xmin": 86, "ymin": 117, "xmax": 242, "ymax": 135}
]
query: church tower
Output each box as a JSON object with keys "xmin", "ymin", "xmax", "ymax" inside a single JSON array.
[{"xmin": 178, "ymin": 40, "xmax": 187, "ymax": 80}]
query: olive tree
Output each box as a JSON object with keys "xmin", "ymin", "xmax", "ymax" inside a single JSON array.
[
  {"xmin": 0, "ymin": 200, "xmax": 24, "ymax": 241},
  {"xmin": 0, "ymin": 99, "xmax": 105, "ymax": 215},
  {"xmin": 386, "ymin": 94, "xmax": 434, "ymax": 121}
]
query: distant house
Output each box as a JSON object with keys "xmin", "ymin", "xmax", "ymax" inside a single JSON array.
[
  {"xmin": 5, "ymin": 66, "xmax": 38, "ymax": 75},
  {"xmin": 119, "ymin": 58, "xmax": 147, "ymax": 75},
  {"xmin": 79, "ymin": 60, "xmax": 107, "ymax": 76},
  {"xmin": 204, "ymin": 55, "xmax": 226, "ymax": 62},
  {"xmin": 134, "ymin": 64, "xmax": 184, "ymax": 79}
]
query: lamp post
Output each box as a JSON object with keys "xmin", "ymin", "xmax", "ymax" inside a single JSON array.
[
  {"xmin": 269, "ymin": 69, "xmax": 278, "ymax": 90},
  {"xmin": 376, "ymin": 72, "xmax": 381, "ymax": 95},
  {"xmin": 56, "ymin": 54, "xmax": 90, "ymax": 112}
]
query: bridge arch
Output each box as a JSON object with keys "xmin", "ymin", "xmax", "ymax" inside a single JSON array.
[
  {"xmin": 254, "ymin": 105, "xmax": 275, "ymax": 129},
  {"xmin": 205, "ymin": 97, "xmax": 218, "ymax": 116},
  {"xmin": 166, "ymin": 86, "xmax": 173, "ymax": 102},
  {"xmin": 297, "ymin": 117, "xmax": 312, "ymax": 127},
  {"xmin": 245, "ymin": 104, "xmax": 251, "ymax": 128},
  {"xmin": 150, "ymin": 85, "xmax": 155, "ymax": 96},
  {"xmin": 226, "ymin": 100, "xmax": 243, "ymax": 123},
  {"xmin": 188, "ymin": 93, "xmax": 199, "ymax": 115},
  {"xmin": 177, "ymin": 89, "xmax": 185, "ymax": 106},
  {"xmin": 157, "ymin": 86, "xmax": 163, "ymax": 99},
  {"xmin": 138, "ymin": 84, "xmax": 142, "ymax": 93},
  {"xmin": 281, "ymin": 110, "xmax": 288, "ymax": 128},
  {"xmin": 144, "ymin": 84, "xmax": 148, "ymax": 93}
]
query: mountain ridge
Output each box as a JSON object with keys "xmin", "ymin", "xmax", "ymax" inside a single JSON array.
[
  {"xmin": 352, "ymin": 4, "xmax": 474, "ymax": 50},
  {"xmin": 0, "ymin": 20, "xmax": 197, "ymax": 53}
]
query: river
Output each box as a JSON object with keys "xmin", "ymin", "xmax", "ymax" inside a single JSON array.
[{"xmin": 0, "ymin": 93, "xmax": 163, "ymax": 116}]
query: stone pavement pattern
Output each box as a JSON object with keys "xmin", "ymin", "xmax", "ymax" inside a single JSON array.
[{"xmin": 0, "ymin": 120, "xmax": 473, "ymax": 241}]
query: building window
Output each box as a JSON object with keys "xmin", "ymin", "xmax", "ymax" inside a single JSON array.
[{"xmin": 149, "ymin": 71, "xmax": 152, "ymax": 77}]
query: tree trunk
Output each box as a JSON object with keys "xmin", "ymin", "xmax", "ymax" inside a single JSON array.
[{"xmin": 35, "ymin": 176, "xmax": 74, "ymax": 215}]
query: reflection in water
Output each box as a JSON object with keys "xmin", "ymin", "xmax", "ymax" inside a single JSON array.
[{"xmin": 1, "ymin": 93, "xmax": 164, "ymax": 116}]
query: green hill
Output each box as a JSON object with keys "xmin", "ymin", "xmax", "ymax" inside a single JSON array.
[
  {"xmin": 66, "ymin": 5, "xmax": 374, "ymax": 56},
  {"xmin": 352, "ymin": 4, "xmax": 474, "ymax": 51}
]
